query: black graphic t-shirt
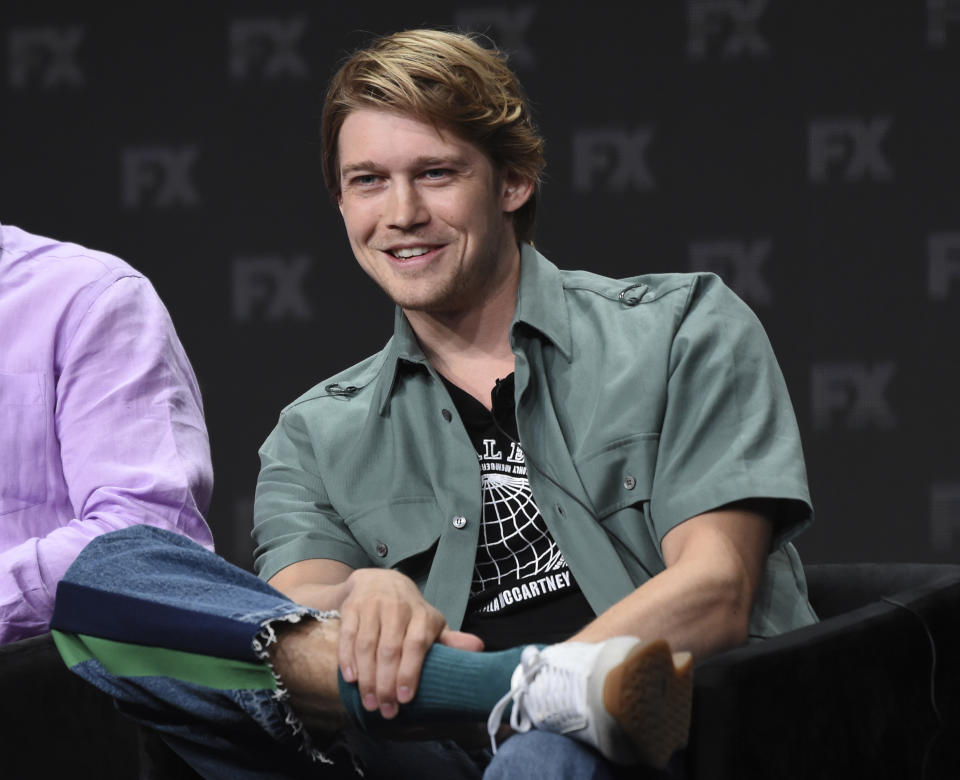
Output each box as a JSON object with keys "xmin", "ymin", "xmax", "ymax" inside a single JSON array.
[{"xmin": 441, "ymin": 374, "xmax": 595, "ymax": 650}]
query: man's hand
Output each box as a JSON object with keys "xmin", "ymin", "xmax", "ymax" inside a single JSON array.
[
  {"xmin": 337, "ymin": 568, "xmax": 483, "ymax": 718},
  {"xmin": 267, "ymin": 559, "xmax": 483, "ymax": 720}
]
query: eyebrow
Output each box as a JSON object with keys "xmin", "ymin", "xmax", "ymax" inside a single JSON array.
[{"xmin": 340, "ymin": 155, "xmax": 471, "ymax": 177}]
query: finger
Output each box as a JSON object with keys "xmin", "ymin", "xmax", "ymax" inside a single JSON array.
[
  {"xmin": 353, "ymin": 612, "xmax": 382, "ymax": 713},
  {"xmin": 374, "ymin": 605, "xmax": 409, "ymax": 718},
  {"xmin": 438, "ymin": 629, "xmax": 485, "ymax": 653},
  {"xmin": 394, "ymin": 611, "xmax": 438, "ymax": 705},
  {"xmin": 337, "ymin": 609, "xmax": 360, "ymax": 683}
]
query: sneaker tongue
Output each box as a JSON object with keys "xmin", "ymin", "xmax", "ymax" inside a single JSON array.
[{"xmin": 541, "ymin": 640, "xmax": 604, "ymax": 672}]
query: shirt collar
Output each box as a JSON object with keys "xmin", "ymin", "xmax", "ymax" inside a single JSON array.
[
  {"xmin": 375, "ymin": 307, "xmax": 430, "ymax": 415},
  {"xmin": 375, "ymin": 243, "xmax": 573, "ymax": 415},
  {"xmin": 512, "ymin": 243, "xmax": 573, "ymax": 361}
]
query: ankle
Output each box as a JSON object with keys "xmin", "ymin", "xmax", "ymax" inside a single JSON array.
[{"xmin": 269, "ymin": 616, "xmax": 347, "ymax": 730}]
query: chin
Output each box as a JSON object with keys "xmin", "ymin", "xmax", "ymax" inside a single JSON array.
[
  {"xmin": 397, "ymin": 294, "xmax": 468, "ymax": 315},
  {"xmin": 393, "ymin": 296, "xmax": 450, "ymax": 313},
  {"xmin": 388, "ymin": 283, "xmax": 462, "ymax": 314}
]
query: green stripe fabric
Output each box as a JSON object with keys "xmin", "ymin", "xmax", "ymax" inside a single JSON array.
[{"xmin": 52, "ymin": 630, "xmax": 276, "ymax": 692}]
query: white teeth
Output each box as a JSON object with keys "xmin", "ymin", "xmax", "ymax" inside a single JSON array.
[{"xmin": 392, "ymin": 247, "xmax": 431, "ymax": 259}]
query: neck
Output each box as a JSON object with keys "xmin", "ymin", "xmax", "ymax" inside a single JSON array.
[{"xmin": 404, "ymin": 247, "xmax": 521, "ymax": 409}]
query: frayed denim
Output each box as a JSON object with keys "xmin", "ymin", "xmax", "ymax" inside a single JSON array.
[{"xmin": 52, "ymin": 526, "xmax": 666, "ymax": 779}]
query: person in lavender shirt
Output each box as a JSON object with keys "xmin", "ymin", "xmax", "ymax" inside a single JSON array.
[{"xmin": 0, "ymin": 221, "xmax": 214, "ymax": 644}]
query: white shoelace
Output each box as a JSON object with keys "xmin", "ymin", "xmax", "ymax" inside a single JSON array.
[{"xmin": 486, "ymin": 644, "xmax": 589, "ymax": 754}]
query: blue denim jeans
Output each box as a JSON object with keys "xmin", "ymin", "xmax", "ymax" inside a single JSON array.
[
  {"xmin": 51, "ymin": 526, "xmax": 681, "ymax": 779},
  {"xmin": 486, "ymin": 731, "xmax": 685, "ymax": 779}
]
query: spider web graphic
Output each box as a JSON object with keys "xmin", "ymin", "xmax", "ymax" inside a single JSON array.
[{"xmin": 472, "ymin": 471, "xmax": 566, "ymax": 593}]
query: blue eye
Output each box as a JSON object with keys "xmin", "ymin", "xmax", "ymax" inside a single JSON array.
[{"xmin": 423, "ymin": 169, "xmax": 449, "ymax": 179}]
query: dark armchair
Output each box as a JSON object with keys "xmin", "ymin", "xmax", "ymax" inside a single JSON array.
[
  {"xmin": 688, "ymin": 563, "xmax": 960, "ymax": 779},
  {"xmin": 5, "ymin": 563, "xmax": 959, "ymax": 778}
]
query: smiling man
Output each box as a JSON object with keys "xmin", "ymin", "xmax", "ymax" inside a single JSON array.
[
  {"xmin": 51, "ymin": 29, "xmax": 817, "ymax": 780},
  {"xmin": 337, "ymin": 109, "xmax": 526, "ymax": 315}
]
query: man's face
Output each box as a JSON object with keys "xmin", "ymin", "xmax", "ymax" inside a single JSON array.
[{"xmin": 336, "ymin": 108, "xmax": 532, "ymax": 315}]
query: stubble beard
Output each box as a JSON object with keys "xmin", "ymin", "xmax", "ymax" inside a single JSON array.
[
  {"xmin": 367, "ymin": 219, "xmax": 518, "ymax": 316},
  {"xmin": 390, "ymin": 245, "xmax": 513, "ymax": 317},
  {"xmin": 390, "ymin": 267, "xmax": 475, "ymax": 314}
]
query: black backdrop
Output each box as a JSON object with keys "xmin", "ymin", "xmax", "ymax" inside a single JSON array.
[{"xmin": 2, "ymin": 1, "xmax": 958, "ymax": 570}]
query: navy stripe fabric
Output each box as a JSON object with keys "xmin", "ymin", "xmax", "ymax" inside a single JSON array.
[{"xmin": 51, "ymin": 581, "xmax": 261, "ymax": 662}]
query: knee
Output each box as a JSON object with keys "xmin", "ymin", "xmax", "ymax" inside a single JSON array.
[
  {"xmin": 65, "ymin": 524, "xmax": 202, "ymax": 584},
  {"xmin": 484, "ymin": 731, "xmax": 616, "ymax": 780},
  {"xmin": 79, "ymin": 524, "xmax": 184, "ymax": 559}
]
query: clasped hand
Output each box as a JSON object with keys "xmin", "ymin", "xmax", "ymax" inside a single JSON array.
[{"xmin": 337, "ymin": 568, "xmax": 483, "ymax": 719}]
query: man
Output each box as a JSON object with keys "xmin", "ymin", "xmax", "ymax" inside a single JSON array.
[
  {"xmin": 51, "ymin": 29, "xmax": 815, "ymax": 779},
  {"xmin": 0, "ymin": 222, "xmax": 214, "ymax": 644}
]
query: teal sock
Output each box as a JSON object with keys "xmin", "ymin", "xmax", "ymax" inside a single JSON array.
[{"xmin": 338, "ymin": 644, "xmax": 526, "ymax": 730}]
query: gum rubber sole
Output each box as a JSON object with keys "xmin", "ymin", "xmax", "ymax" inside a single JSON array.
[{"xmin": 601, "ymin": 639, "xmax": 693, "ymax": 768}]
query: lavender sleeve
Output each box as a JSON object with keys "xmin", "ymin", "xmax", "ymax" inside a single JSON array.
[{"xmin": 0, "ymin": 275, "xmax": 214, "ymax": 643}]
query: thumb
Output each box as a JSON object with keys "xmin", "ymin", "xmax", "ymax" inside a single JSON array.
[{"xmin": 438, "ymin": 629, "xmax": 485, "ymax": 653}]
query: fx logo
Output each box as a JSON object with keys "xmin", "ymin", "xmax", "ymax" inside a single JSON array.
[
  {"xmin": 229, "ymin": 16, "xmax": 308, "ymax": 80},
  {"xmin": 688, "ymin": 239, "xmax": 773, "ymax": 306},
  {"xmin": 808, "ymin": 117, "xmax": 894, "ymax": 183},
  {"xmin": 8, "ymin": 26, "xmax": 85, "ymax": 89},
  {"xmin": 121, "ymin": 147, "xmax": 201, "ymax": 209},
  {"xmin": 928, "ymin": 232, "xmax": 960, "ymax": 300},
  {"xmin": 930, "ymin": 483, "xmax": 960, "ymax": 552},
  {"xmin": 572, "ymin": 127, "xmax": 655, "ymax": 193},
  {"xmin": 455, "ymin": 6, "xmax": 537, "ymax": 68},
  {"xmin": 232, "ymin": 256, "xmax": 313, "ymax": 321},
  {"xmin": 927, "ymin": 0, "xmax": 960, "ymax": 49},
  {"xmin": 810, "ymin": 362, "xmax": 897, "ymax": 431},
  {"xmin": 686, "ymin": 0, "xmax": 771, "ymax": 61}
]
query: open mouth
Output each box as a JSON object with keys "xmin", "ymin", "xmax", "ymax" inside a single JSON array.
[{"xmin": 389, "ymin": 246, "xmax": 434, "ymax": 259}]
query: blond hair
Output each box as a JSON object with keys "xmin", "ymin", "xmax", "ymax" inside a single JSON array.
[{"xmin": 321, "ymin": 29, "xmax": 545, "ymax": 244}]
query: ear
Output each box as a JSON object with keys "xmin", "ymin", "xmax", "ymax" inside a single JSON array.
[
  {"xmin": 501, "ymin": 171, "xmax": 534, "ymax": 215},
  {"xmin": 336, "ymin": 191, "xmax": 344, "ymax": 216}
]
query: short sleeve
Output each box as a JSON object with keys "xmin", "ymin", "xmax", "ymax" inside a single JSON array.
[
  {"xmin": 648, "ymin": 274, "xmax": 812, "ymax": 547},
  {"xmin": 252, "ymin": 407, "xmax": 370, "ymax": 581}
]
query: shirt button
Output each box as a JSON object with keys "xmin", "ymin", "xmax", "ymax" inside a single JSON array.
[
  {"xmin": 623, "ymin": 475, "xmax": 637, "ymax": 490},
  {"xmin": 451, "ymin": 515, "xmax": 468, "ymax": 529},
  {"xmin": 441, "ymin": 408, "xmax": 453, "ymax": 422},
  {"xmin": 375, "ymin": 541, "xmax": 388, "ymax": 557}
]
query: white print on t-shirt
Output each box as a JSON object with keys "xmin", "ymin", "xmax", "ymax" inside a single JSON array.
[
  {"xmin": 478, "ymin": 439, "xmax": 525, "ymax": 472},
  {"xmin": 471, "ymin": 437, "xmax": 572, "ymax": 609},
  {"xmin": 475, "ymin": 569, "xmax": 573, "ymax": 614}
]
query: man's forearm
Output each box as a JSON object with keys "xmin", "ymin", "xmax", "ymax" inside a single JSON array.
[
  {"xmin": 1, "ymin": 527, "xmax": 129, "ymax": 644},
  {"xmin": 569, "ymin": 507, "xmax": 772, "ymax": 662},
  {"xmin": 567, "ymin": 558, "xmax": 752, "ymax": 662},
  {"xmin": 276, "ymin": 580, "xmax": 352, "ymax": 612}
]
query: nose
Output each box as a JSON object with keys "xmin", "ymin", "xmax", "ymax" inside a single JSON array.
[{"xmin": 385, "ymin": 180, "xmax": 428, "ymax": 230}]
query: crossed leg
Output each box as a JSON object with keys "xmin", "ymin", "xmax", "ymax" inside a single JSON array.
[{"xmin": 51, "ymin": 526, "xmax": 692, "ymax": 778}]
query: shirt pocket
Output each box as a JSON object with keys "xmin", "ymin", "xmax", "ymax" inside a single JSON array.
[
  {"xmin": 344, "ymin": 497, "xmax": 443, "ymax": 575},
  {"xmin": 574, "ymin": 433, "xmax": 665, "ymax": 582},
  {"xmin": 0, "ymin": 371, "xmax": 48, "ymax": 516},
  {"xmin": 574, "ymin": 433, "xmax": 658, "ymax": 518}
]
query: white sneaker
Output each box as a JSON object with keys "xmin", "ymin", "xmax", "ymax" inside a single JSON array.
[{"xmin": 487, "ymin": 637, "xmax": 693, "ymax": 767}]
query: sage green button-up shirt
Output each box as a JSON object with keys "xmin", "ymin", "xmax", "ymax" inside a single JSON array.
[{"xmin": 253, "ymin": 246, "xmax": 817, "ymax": 639}]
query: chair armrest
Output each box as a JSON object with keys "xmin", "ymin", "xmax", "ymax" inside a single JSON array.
[{"xmin": 686, "ymin": 577, "xmax": 960, "ymax": 780}]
